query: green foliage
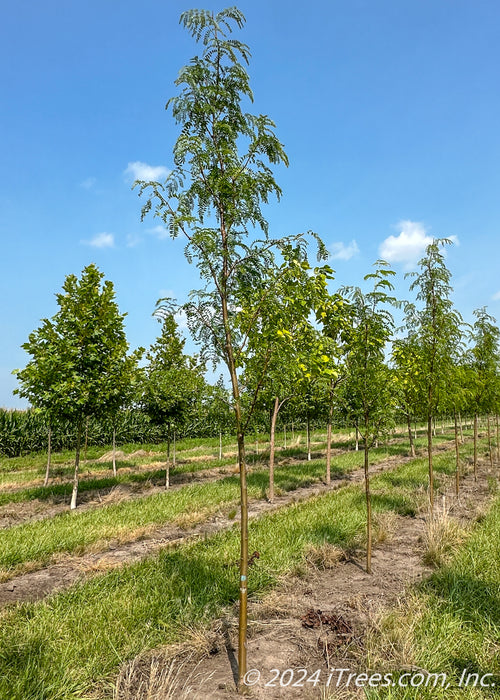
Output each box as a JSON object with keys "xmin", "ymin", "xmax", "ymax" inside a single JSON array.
[
  {"xmin": 140, "ymin": 312, "xmax": 206, "ymax": 437},
  {"xmin": 467, "ymin": 306, "xmax": 500, "ymax": 415},
  {"xmin": 14, "ymin": 264, "xmax": 140, "ymax": 429},
  {"xmin": 339, "ymin": 261, "xmax": 398, "ymax": 444},
  {"xmin": 403, "ymin": 239, "xmax": 463, "ymax": 417}
]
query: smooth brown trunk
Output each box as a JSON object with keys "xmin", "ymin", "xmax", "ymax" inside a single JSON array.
[
  {"xmin": 44, "ymin": 425, "xmax": 52, "ymax": 487},
  {"xmin": 70, "ymin": 420, "xmax": 82, "ymax": 510},
  {"xmin": 454, "ymin": 412, "xmax": 460, "ymax": 496},
  {"xmin": 487, "ymin": 415, "xmax": 493, "ymax": 470},
  {"xmin": 268, "ymin": 397, "xmax": 279, "ymax": 502},
  {"xmin": 428, "ymin": 414, "xmax": 434, "ymax": 512},
  {"xmin": 495, "ymin": 413, "xmax": 500, "ymax": 462},
  {"xmin": 326, "ymin": 402, "xmax": 333, "ymax": 485},
  {"xmin": 236, "ymin": 425, "xmax": 248, "ymax": 690},
  {"xmin": 84, "ymin": 416, "xmax": 89, "ymax": 462},
  {"xmin": 112, "ymin": 427, "xmax": 117, "ymax": 477},
  {"xmin": 407, "ymin": 413, "xmax": 416, "ymax": 457},
  {"xmin": 474, "ymin": 413, "xmax": 478, "ymax": 481},
  {"xmin": 306, "ymin": 415, "xmax": 311, "ymax": 461},
  {"xmin": 364, "ymin": 435, "xmax": 372, "ymax": 574}
]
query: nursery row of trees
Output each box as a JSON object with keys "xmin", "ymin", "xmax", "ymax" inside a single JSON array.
[{"xmin": 10, "ymin": 7, "xmax": 500, "ymax": 689}]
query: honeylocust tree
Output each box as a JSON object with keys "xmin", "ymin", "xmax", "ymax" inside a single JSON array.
[
  {"xmin": 467, "ymin": 307, "xmax": 500, "ymax": 478},
  {"xmin": 339, "ymin": 262, "xmax": 397, "ymax": 573},
  {"xmin": 392, "ymin": 333, "xmax": 423, "ymax": 458},
  {"xmin": 240, "ymin": 246, "xmax": 335, "ymax": 501},
  {"xmin": 133, "ymin": 8, "xmax": 324, "ymax": 683},
  {"xmin": 15, "ymin": 264, "xmax": 139, "ymax": 508},
  {"xmin": 404, "ymin": 239, "xmax": 462, "ymax": 510}
]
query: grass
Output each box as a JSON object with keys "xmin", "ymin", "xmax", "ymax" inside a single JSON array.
[
  {"xmin": 0, "ymin": 483, "xmax": 393, "ymax": 700},
  {"xmin": 0, "ymin": 443, "xmax": 475, "ymax": 700},
  {"xmin": 0, "ymin": 435, "xmax": 481, "ymax": 578},
  {"xmin": 363, "ymin": 495, "xmax": 500, "ymax": 699}
]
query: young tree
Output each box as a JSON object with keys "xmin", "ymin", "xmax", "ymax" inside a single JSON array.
[
  {"xmin": 15, "ymin": 264, "xmax": 139, "ymax": 508},
  {"xmin": 134, "ymin": 9, "xmax": 322, "ymax": 681},
  {"xmin": 339, "ymin": 262, "xmax": 397, "ymax": 573},
  {"xmin": 467, "ymin": 307, "xmax": 500, "ymax": 479},
  {"xmin": 240, "ymin": 246, "xmax": 335, "ymax": 501},
  {"xmin": 141, "ymin": 312, "xmax": 205, "ymax": 487},
  {"xmin": 13, "ymin": 320, "xmax": 61, "ymax": 485},
  {"xmin": 404, "ymin": 239, "xmax": 462, "ymax": 511}
]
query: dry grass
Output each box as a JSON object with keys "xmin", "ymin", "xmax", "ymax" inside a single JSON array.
[
  {"xmin": 113, "ymin": 652, "xmax": 215, "ymax": 700},
  {"xmin": 421, "ymin": 497, "xmax": 467, "ymax": 568},
  {"xmin": 112, "ymin": 624, "xmax": 222, "ymax": 700},
  {"xmin": 304, "ymin": 541, "xmax": 346, "ymax": 570}
]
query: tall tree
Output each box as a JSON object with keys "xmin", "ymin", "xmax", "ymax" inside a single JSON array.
[
  {"xmin": 240, "ymin": 245, "xmax": 335, "ymax": 500},
  {"xmin": 134, "ymin": 8, "xmax": 323, "ymax": 685},
  {"xmin": 14, "ymin": 264, "xmax": 139, "ymax": 508},
  {"xmin": 340, "ymin": 262, "xmax": 397, "ymax": 573},
  {"xmin": 467, "ymin": 307, "xmax": 500, "ymax": 479},
  {"xmin": 404, "ymin": 239, "xmax": 462, "ymax": 511}
]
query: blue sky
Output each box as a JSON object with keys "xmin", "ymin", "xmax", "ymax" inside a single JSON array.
[{"xmin": 2, "ymin": 0, "xmax": 500, "ymax": 408}]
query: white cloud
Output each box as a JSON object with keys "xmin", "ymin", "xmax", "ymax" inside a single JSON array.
[
  {"xmin": 126, "ymin": 233, "xmax": 142, "ymax": 248},
  {"xmin": 492, "ymin": 291, "xmax": 500, "ymax": 301},
  {"xmin": 83, "ymin": 232, "xmax": 115, "ymax": 248},
  {"xmin": 379, "ymin": 221, "xmax": 432, "ymax": 268},
  {"xmin": 148, "ymin": 225, "xmax": 169, "ymax": 240},
  {"xmin": 124, "ymin": 161, "xmax": 170, "ymax": 181},
  {"xmin": 329, "ymin": 239, "xmax": 359, "ymax": 261},
  {"xmin": 80, "ymin": 177, "xmax": 96, "ymax": 189}
]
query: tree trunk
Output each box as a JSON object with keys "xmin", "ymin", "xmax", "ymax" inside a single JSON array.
[
  {"xmin": 459, "ymin": 412, "xmax": 464, "ymax": 444},
  {"xmin": 219, "ymin": 430, "xmax": 223, "ymax": 460},
  {"xmin": 173, "ymin": 428, "xmax": 176, "ymax": 468},
  {"xmin": 306, "ymin": 415, "xmax": 311, "ymax": 461},
  {"xmin": 165, "ymin": 424, "xmax": 171, "ymax": 489},
  {"xmin": 70, "ymin": 420, "xmax": 82, "ymax": 510},
  {"xmin": 44, "ymin": 425, "xmax": 52, "ymax": 487},
  {"xmin": 496, "ymin": 415, "xmax": 500, "ymax": 464},
  {"xmin": 268, "ymin": 397, "xmax": 279, "ymax": 502},
  {"xmin": 112, "ymin": 427, "xmax": 117, "ymax": 477},
  {"xmin": 326, "ymin": 401, "xmax": 333, "ymax": 485},
  {"xmin": 283, "ymin": 424, "xmax": 287, "ymax": 449},
  {"xmin": 487, "ymin": 415, "xmax": 493, "ymax": 470},
  {"xmin": 355, "ymin": 423, "xmax": 359, "ymax": 451},
  {"xmin": 454, "ymin": 411, "xmax": 460, "ymax": 496},
  {"xmin": 428, "ymin": 413, "xmax": 434, "ymax": 512},
  {"xmin": 473, "ymin": 412, "xmax": 478, "ymax": 481},
  {"xmin": 364, "ymin": 434, "xmax": 372, "ymax": 574},
  {"xmin": 235, "ymin": 422, "xmax": 248, "ymax": 691},
  {"xmin": 407, "ymin": 413, "xmax": 416, "ymax": 457},
  {"xmin": 84, "ymin": 416, "xmax": 89, "ymax": 462}
]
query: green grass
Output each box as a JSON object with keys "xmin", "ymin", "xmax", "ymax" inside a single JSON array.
[
  {"xmin": 0, "ymin": 443, "xmax": 477, "ymax": 700},
  {"xmin": 0, "ymin": 435, "xmax": 477, "ymax": 576},
  {"xmin": 364, "ymin": 495, "xmax": 500, "ymax": 699},
  {"xmin": 0, "ymin": 484, "xmax": 398, "ymax": 699}
]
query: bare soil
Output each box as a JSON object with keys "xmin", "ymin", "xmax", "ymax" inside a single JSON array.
[
  {"xmin": 0, "ymin": 451, "xmax": 412, "ymax": 605},
  {"xmin": 111, "ymin": 461, "xmax": 496, "ymax": 700}
]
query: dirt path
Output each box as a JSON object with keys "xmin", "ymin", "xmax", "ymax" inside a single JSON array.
[
  {"xmin": 113, "ymin": 462, "xmax": 495, "ymax": 700},
  {"xmin": 0, "ymin": 452, "xmax": 414, "ymax": 607}
]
